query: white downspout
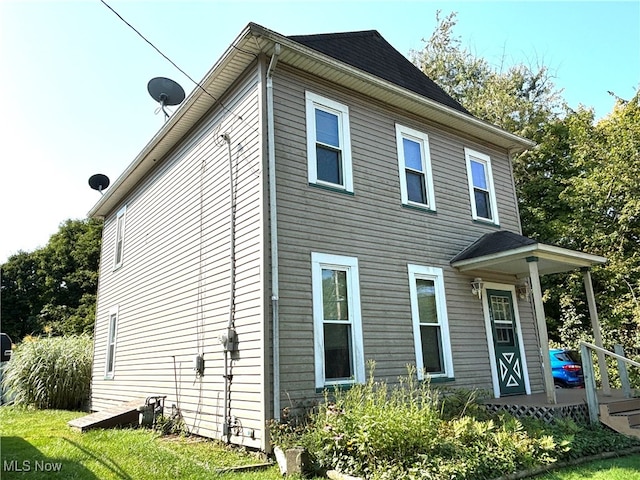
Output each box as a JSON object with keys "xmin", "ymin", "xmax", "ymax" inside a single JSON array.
[{"xmin": 267, "ymin": 44, "xmax": 281, "ymax": 421}]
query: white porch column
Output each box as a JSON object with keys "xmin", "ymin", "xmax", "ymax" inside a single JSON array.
[
  {"xmin": 527, "ymin": 257, "xmax": 556, "ymax": 404},
  {"xmin": 582, "ymin": 268, "xmax": 611, "ymax": 395}
]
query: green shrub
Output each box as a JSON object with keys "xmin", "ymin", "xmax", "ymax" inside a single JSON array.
[
  {"xmin": 304, "ymin": 369, "xmax": 443, "ymax": 478},
  {"xmin": 268, "ymin": 365, "xmax": 640, "ymax": 479},
  {"xmin": 269, "ymin": 364, "xmax": 558, "ymax": 479},
  {"xmin": 543, "ymin": 417, "xmax": 640, "ymax": 460},
  {"xmin": 3, "ymin": 335, "xmax": 93, "ymax": 410},
  {"xmin": 438, "ymin": 386, "xmax": 494, "ymax": 421}
]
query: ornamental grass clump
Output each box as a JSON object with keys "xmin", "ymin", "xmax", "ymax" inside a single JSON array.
[{"xmin": 3, "ymin": 334, "xmax": 93, "ymax": 410}]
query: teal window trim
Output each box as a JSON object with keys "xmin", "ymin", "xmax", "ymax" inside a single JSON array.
[
  {"xmin": 308, "ymin": 182, "xmax": 355, "ymax": 196},
  {"xmin": 316, "ymin": 383, "xmax": 356, "ymax": 394},
  {"xmin": 402, "ymin": 203, "xmax": 437, "ymax": 214},
  {"xmin": 472, "ymin": 219, "xmax": 501, "ymax": 228},
  {"xmin": 425, "ymin": 376, "xmax": 455, "ymax": 384}
]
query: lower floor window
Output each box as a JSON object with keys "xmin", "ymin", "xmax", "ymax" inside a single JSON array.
[
  {"xmin": 312, "ymin": 252, "xmax": 365, "ymax": 388},
  {"xmin": 408, "ymin": 265, "xmax": 454, "ymax": 380},
  {"xmin": 105, "ymin": 306, "xmax": 119, "ymax": 378},
  {"xmin": 323, "ymin": 322, "xmax": 352, "ymax": 380},
  {"xmin": 420, "ymin": 323, "xmax": 444, "ymax": 373}
]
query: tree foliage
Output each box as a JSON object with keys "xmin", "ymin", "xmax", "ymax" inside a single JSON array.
[
  {"xmin": 410, "ymin": 10, "xmax": 564, "ymax": 139},
  {"xmin": 558, "ymin": 95, "xmax": 640, "ymax": 363},
  {"xmin": 1, "ymin": 218, "xmax": 103, "ymax": 340},
  {"xmin": 413, "ymin": 11, "xmax": 640, "ymax": 366}
]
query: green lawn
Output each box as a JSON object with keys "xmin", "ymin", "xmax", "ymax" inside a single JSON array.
[
  {"xmin": 0, "ymin": 407, "xmax": 284, "ymax": 479},
  {"xmin": 535, "ymin": 454, "xmax": 640, "ymax": 480},
  {"xmin": 1, "ymin": 406, "xmax": 638, "ymax": 479}
]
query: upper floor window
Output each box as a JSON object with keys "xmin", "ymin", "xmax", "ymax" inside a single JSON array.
[
  {"xmin": 396, "ymin": 124, "xmax": 436, "ymax": 210},
  {"xmin": 408, "ymin": 264, "xmax": 454, "ymax": 380},
  {"xmin": 114, "ymin": 205, "xmax": 127, "ymax": 270},
  {"xmin": 465, "ymin": 148, "xmax": 499, "ymax": 224},
  {"xmin": 105, "ymin": 306, "xmax": 119, "ymax": 378},
  {"xmin": 305, "ymin": 92, "xmax": 353, "ymax": 192},
  {"xmin": 312, "ymin": 252, "xmax": 364, "ymax": 389}
]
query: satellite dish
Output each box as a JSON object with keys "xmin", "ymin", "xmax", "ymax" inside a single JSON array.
[
  {"xmin": 89, "ymin": 174, "xmax": 110, "ymax": 195},
  {"xmin": 147, "ymin": 77, "xmax": 185, "ymax": 121}
]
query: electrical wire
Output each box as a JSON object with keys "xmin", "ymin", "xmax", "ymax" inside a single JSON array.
[
  {"xmin": 99, "ymin": 0, "xmax": 204, "ymax": 92},
  {"xmin": 98, "ymin": 0, "xmax": 258, "ymax": 126}
]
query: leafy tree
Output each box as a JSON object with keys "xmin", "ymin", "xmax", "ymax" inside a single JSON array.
[
  {"xmin": 1, "ymin": 250, "xmax": 46, "ymax": 339},
  {"xmin": 558, "ymin": 94, "xmax": 640, "ymax": 364},
  {"xmin": 410, "ymin": 10, "xmax": 564, "ymax": 139},
  {"xmin": 411, "ymin": 10, "xmax": 569, "ymax": 336},
  {"xmin": 1, "ymin": 218, "xmax": 103, "ymax": 340},
  {"xmin": 412, "ymin": 11, "xmax": 640, "ymax": 370}
]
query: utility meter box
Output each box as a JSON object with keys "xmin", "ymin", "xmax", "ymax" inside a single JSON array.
[{"xmin": 219, "ymin": 328, "xmax": 238, "ymax": 352}]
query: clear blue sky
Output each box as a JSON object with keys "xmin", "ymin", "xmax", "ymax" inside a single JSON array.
[{"xmin": 1, "ymin": 0, "xmax": 638, "ymax": 263}]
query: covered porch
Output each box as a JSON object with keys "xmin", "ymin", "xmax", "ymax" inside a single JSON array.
[{"xmin": 451, "ymin": 230, "xmax": 608, "ymax": 405}]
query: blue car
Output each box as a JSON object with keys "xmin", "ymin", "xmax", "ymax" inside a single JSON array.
[{"xmin": 550, "ymin": 348, "xmax": 584, "ymax": 388}]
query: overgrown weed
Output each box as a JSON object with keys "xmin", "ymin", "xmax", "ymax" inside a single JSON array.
[{"xmin": 270, "ymin": 363, "xmax": 559, "ymax": 479}]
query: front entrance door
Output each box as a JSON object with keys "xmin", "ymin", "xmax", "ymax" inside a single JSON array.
[{"xmin": 487, "ymin": 289, "xmax": 526, "ymax": 396}]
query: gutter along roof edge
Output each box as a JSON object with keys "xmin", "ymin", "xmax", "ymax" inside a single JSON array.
[
  {"xmin": 88, "ymin": 24, "xmax": 255, "ymax": 218},
  {"xmin": 89, "ymin": 22, "xmax": 534, "ymax": 219}
]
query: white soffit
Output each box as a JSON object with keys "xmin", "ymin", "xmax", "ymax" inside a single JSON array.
[{"xmin": 451, "ymin": 243, "xmax": 607, "ymax": 278}]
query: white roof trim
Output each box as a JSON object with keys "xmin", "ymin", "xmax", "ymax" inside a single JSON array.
[
  {"xmin": 89, "ymin": 22, "xmax": 535, "ymax": 219},
  {"xmin": 452, "ymin": 242, "xmax": 607, "ymax": 278}
]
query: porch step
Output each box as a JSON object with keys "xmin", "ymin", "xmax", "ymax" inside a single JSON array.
[
  {"xmin": 68, "ymin": 398, "xmax": 146, "ymax": 433},
  {"xmin": 603, "ymin": 398, "xmax": 640, "ymax": 414},
  {"xmin": 599, "ymin": 399, "xmax": 640, "ymax": 439}
]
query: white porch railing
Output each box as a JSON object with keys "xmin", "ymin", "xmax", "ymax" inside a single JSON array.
[{"xmin": 580, "ymin": 341, "xmax": 640, "ymax": 423}]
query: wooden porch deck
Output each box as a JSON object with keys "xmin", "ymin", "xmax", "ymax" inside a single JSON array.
[
  {"xmin": 483, "ymin": 388, "xmax": 629, "ymax": 407},
  {"xmin": 482, "ymin": 389, "xmax": 632, "ymax": 424}
]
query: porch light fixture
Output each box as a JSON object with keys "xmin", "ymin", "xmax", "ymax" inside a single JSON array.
[
  {"xmin": 517, "ymin": 282, "xmax": 531, "ymax": 300},
  {"xmin": 471, "ymin": 278, "xmax": 484, "ymax": 299}
]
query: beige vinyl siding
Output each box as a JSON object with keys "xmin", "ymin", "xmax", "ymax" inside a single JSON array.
[
  {"xmin": 272, "ymin": 65, "xmax": 541, "ymax": 410},
  {"xmin": 91, "ymin": 69, "xmax": 265, "ymax": 448}
]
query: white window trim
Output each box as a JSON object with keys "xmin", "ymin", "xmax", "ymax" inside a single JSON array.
[
  {"xmin": 464, "ymin": 148, "xmax": 499, "ymax": 225},
  {"xmin": 105, "ymin": 306, "xmax": 119, "ymax": 379},
  {"xmin": 305, "ymin": 91, "xmax": 353, "ymax": 192},
  {"xmin": 395, "ymin": 124, "xmax": 436, "ymax": 210},
  {"xmin": 311, "ymin": 252, "xmax": 365, "ymax": 389},
  {"xmin": 407, "ymin": 264, "xmax": 454, "ymax": 380},
  {"xmin": 113, "ymin": 205, "xmax": 127, "ymax": 270}
]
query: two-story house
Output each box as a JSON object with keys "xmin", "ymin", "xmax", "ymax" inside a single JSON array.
[{"xmin": 86, "ymin": 23, "xmax": 606, "ymax": 450}]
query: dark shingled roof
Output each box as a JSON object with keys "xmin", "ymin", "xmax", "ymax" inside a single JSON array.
[
  {"xmin": 450, "ymin": 231, "xmax": 538, "ymax": 264},
  {"xmin": 287, "ymin": 30, "xmax": 470, "ymax": 115}
]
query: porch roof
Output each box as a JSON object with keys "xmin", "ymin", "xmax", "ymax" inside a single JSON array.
[{"xmin": 450, "ymin": 231, "xmax": 607, "ymax": 278}]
